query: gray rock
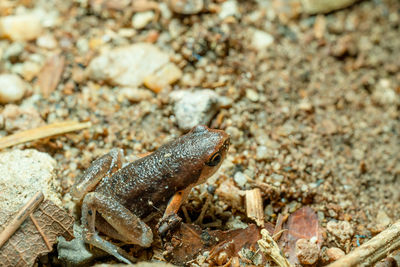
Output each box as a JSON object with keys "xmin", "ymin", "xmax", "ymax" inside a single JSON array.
[
  {"xmin": 0, "ymin": 149, "xmax": 61, "ymax": 226},
  {"xmin": 0, "ymin": 73, "xmax": 29, "ymax": 104},
  {"xmin": 169, "ymin": 89, "xmax": 231, "ymax": 131},
  {"xmin": 87, "ymin": 43, "xmax": 170, "ymax": 87},
  {"xmin": 58, "ymin": 224, "xmax": 107, "ymax": 266}
]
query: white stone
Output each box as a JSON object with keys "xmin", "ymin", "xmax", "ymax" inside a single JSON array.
[
  {"xmin": 252, "ymin": 29, "xmax": 274, "ymax": 50},
  {"xmin": 132, "ymin": 11, "xmax": 155, "ymax": 29},
  {"xmin": 87, "ymin": 43, "xmax": 170, "ymax": 87},
  {"xmin": 234, "ymin": 172, "xmax": 248, "ymax": 187},
  {"xmin": 36, "ymin": 34, "xmax": 58, "ymax": 49},
  {"xmin": 170, "ymin": 89, "xmax": 231, "ymax": 131},
  {"xmin": 219, "ymin": 0, "xmax": 239, "ymax": 19},
  {"xmin": 0, "ymin": 14, "xmax": 43, "ymax": 41},
  {"xmin": 246, "ymin": 88, "xmax": 259, "ymax": 102},
  {"xmin": 0, "ymin": 74, "xmax": 28, "ymax": 103},
  {"xmin": 0, "ymin": 149, "xmax": 61, "ymax": 226}
]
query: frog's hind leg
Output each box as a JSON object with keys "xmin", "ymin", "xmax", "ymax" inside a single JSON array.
[
  {"xmin": 70, "ymin": 148, "xmax": 123, "ymax": 201},
  {"xmin": 81, "ymin": 192, "xmax": 153, "ymax": 264}
]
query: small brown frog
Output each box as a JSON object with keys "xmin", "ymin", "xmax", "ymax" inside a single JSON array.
[{"xmin": 70, "ymin": 125, "xmax": 229, "ymax": 263}]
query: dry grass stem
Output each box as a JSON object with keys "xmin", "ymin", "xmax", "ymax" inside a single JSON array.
[
  {"xmin": 328, "ymin": 220, "xmax": 400, "ymax": 267},
  {"xmin": 258, "ymin": 229, "xmax": 292, "ymax": 267},
  {"xmin": 0, "ymin": 121, "xmax": 91, "ymax": 150},
  {"xmin": 0, "ymin": 191, "xmax": 44, "ymax": 248}
]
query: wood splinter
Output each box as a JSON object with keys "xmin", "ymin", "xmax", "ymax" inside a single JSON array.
[
  {"xmin": 246, "ymin": 188, "xmax": 264, "ymax": 227},
  {"xmin": 0, "ymin": 191, "xmax": 45, "ymax": 248},
  {"xmin": 328, "ymin": 220, "xmax": 400, "ymax": 267}
]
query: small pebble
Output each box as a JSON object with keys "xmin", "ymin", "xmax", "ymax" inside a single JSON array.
[
  {"xmin": 219, "ymin": 0, "xmax": 239, "ymax": 19},
  {"xmin": 301, "ymin": 0, "xmax": 358, "ymax": 14},
  {"xmin": 36, "ymin": 34, "xmax": 58, "ymax": 49},
  {"xmin": 251, "ymin": 29, "xmax": 274, "ymax": 50},
  {"xmin": 295, "ymin": 238, "xmax": 320, "ymax": 265},
  {"xmin": 1, "ymin": 104, "xmax": 45, "ymax": 132},
  {"xmin": 326, "ymin": 247, "xmax": 345, "ymax": 262},
  {"xmin": 327, "ymin": 220, "xmax": 354, "ymax": 241},
  {"xmin": 132, "ymin": 11, "xmax": 155, "ymax": 29},
  {"xmin": 168, "ymin": 0, "xmax": 204, "ymax": 15},
  {"xmin": 87, "ymin": 43, "xmax": 170, "ymax": 87},
  {"xmin": 246, "ymin": 89, "xmax": 259, "ymax": 102},
  {"xmin": 0, "ymin": 74, "xmax": 29, "ymax": 104},
  {"xmin": 118, "ymin": 87, "xmax": 153, "ymax": 103},
  {"xmin": 233, "ymin": 171, "xmax": 248, "ymax": 187},
  {"xmin": 170, "ymin": 89, "xmax": 230, "ymax": 131},
  {"xmin": 143, "ymin": 62, "xmax": 182, "ymax": 93},
  {"xmin": 0, "ymin": 14, "xmax": 43, "ymax": 41},
  {"xmin": 256, "ymin": 146, "xmax": 271, "ymax": 160},
  {"xmin": 3, "ymin": 42, "xmax": 24, "ymax": 61}
]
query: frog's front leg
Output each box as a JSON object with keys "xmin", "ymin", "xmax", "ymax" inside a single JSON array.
[
  {"xmin": 70, "ymin": 148, "xmax": 123, "ymax": 201},
  {"xmin": 81, "ymin": 192, "xmax": 153, "ymax": 264},
  {"xmin": 158, "ymin": 187, "xmax": 191, "ymax": 236}
]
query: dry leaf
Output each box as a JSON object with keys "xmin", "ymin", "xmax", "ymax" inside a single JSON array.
[
  {"xmin": 0, "ymin": 200, "xmax": 74, "ymax": 267},
  {"xmin": 279, "ymin": 206, "xmax": 323, "ymax": 265},
  {"xmin": 164, "ymin": 223, "xmax": 274, "ymax": 266},
  {"xmin": 36, "ymin": 54, "xmax": 65, "ymax": 98}
]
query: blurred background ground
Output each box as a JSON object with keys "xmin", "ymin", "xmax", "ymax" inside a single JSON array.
[{"xmin": 0, "ymin": 0, "xmax": 399, "ymax": 266}]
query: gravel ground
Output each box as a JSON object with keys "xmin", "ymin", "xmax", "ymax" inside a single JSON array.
[{"xmin": 0, "ymin": 0, "xmax": 399, "ymax": 265}]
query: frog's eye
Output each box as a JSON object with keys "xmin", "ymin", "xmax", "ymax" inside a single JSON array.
[{"xmin": 206, "ymin": 152, "xmax": 221, "ymax": 167}]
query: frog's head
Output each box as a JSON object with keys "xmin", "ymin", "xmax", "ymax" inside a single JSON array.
[{"xmin": 187, "ymin": 125, "xmax": 230, "ymax": 185}]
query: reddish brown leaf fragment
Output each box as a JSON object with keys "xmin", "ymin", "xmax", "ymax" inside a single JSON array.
[
  {"xmin": 36, "ymin": 54, "xmax": 65, "ymax": 98},
  {"xmin": 0, "ymin": 200, "xmax": 74, "ymax": 267},
  {"xmin": 279, "ymin": 206, "xmax": 323, "ymax": 265},
  {"xmin": 164, "ymin": 223, "xmax": 271, "ymax": 266}
]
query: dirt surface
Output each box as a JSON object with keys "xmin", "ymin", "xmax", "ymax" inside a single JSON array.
[{"xmin": 0, "ymin": 0, "xmax": 399, "ymax": 266}]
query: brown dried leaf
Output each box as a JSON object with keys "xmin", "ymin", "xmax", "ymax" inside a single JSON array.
[
  {"xmin": 0, "ymin": 200, "xmax": 74, "ymax": 267},
  {"xmin": 36, "ymin": 54, "xmax": 65, "ymax": 98},
  {"xmin": 279, "ymin": 206, "xmax": 323, "ymax": 265},
  {"xmin": 164, "ymin": 223, "xmax": 274, "ymax": 266}
]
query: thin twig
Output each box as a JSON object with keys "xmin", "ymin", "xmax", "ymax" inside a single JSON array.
[
  {"xmin": 0, "ymin": 121, "xmax": 91, "ymax": 150},
  {"xmin": 29, "ymin": 213, "xmax": 52, "ymax": 251},
  {"xmin": 0, "ymin": 191, "xmax": 44, "ymax": 248},
  {"xmin": 328, "ymin": 220, "xmax": 400, "ymax": 267}
]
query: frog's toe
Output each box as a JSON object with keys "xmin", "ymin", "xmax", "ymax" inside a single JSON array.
[{"xmin": 139, "ymin": 227, "xmax": 153, "ymax": 247}]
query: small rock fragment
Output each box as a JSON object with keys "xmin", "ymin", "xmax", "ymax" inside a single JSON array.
[
  {"xmin": 1, "ymin": 104, "xmax": 45, "ymax": 132},
  {"xmin": 246, "ymin": 89, "xmax": 259, "ymax": 102},
  {"xmin": 0, "ymin": 14, "xmax": 43, "ymax": 41},
  {"xmin": 325, "ymin": 247, "xmax": 345, "ymax": 262},
  {"xmin": 0, "ymin": 73, "xmax": 29, "ymax": 104},
  {"xmin": 170, "ymin": 89, "xmax": 231, "ymax": 131},
  {"xmin": 3, "ymin": 42, "xmax": 24, "ymax": 61},
  {"xmin": 143, "ymin": 62, "xmax": 182, "ymax": 93},
  {"xmin": 256, "ymin": 146, "xmax": 272, "ymax": 160},
  {"xmin": 168, "ymin": 0, "xmax": 204, "ymax": 15},
  {"xmin": 36, "ymin": 34, "xmax": 58, "ymax": 49},
  {"xmin": 118, "ymin": 87, "xmax": 153, "ymax": 103},
  {"xmin": 295, "ymin": 238, "xmax": 320, "ymax": 265},
  {"xmin": 58, "ymin": 224, "xmax": 107, "ymax": 266},
  {"xmin": 301, "ymin": 0, "xmax": 358, "ymax": 14},
  {"xmin": 219, "ymin": 0, "xmax": 239, "ymax": 19},
  {"xmin": 327, "ymin": 220, "xmax": 354, "ymax": 242},
  {"xmin": 87, "ymin": 43, "xmax": 171, "ymax": 87},
  {"xmin": 372, "ymin": 79, "xmax": 399, "ymax": 106},
  {"xmin": 251, "ymin": 29, "xmax": 274, "ymax": 50},
  {"xmin": 234, "ymin": 172, "xmax": 248, "ymax": 187},
  {"xmin": 132, "ymin": 11, "xmax": 155, "ymax": 29}
]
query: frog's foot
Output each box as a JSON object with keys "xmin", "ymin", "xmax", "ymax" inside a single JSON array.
[
  {"xmin": 81, "ymin": 192, "xmax": 153, "ymax": 263},
  {"xmin": 157, "ymin": 213, "xmax": 182, "ymax": 238},
  {"xmin": 84, "ymin": 232, "xmax": 136, "ymax": 264}
]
